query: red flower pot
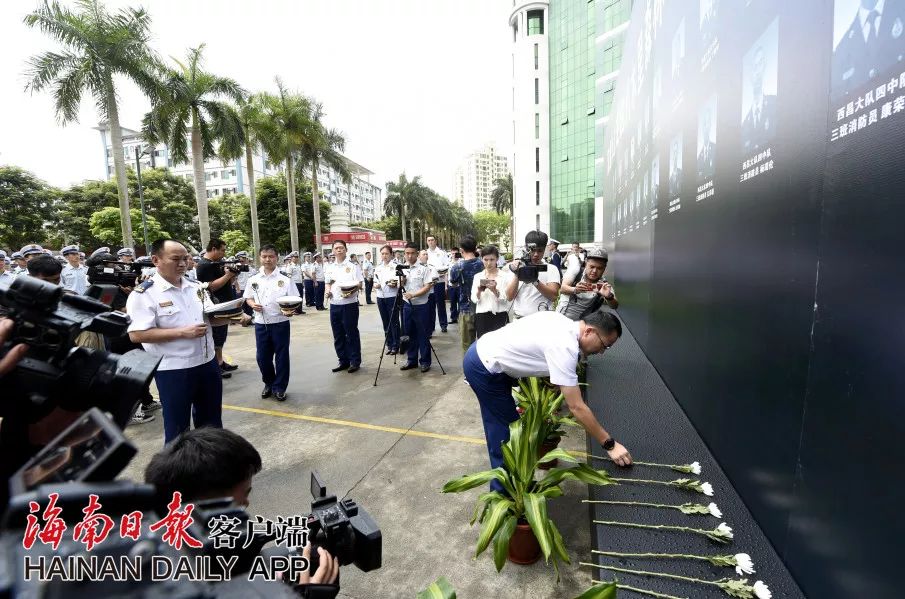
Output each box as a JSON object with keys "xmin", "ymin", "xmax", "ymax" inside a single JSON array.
[{"xmin": 507, "ymin": 521, "xmax": 542, "ymax": 565}]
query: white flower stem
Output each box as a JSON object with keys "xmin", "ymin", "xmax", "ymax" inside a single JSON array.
[
  {"xmin": 590, "ymin": 578, "xmax": 688, "ymax": 599},
  {"xmin": 589, "ymin": 454, "xmax": 694, "ymax": 471},
  {"xmin": 584, "ymin": 499, "xmax": 691, "ymax": 512},
  {"xmin": 582, "ymin": 563, "xmax": 716, "ymax": 587},
  {"xmin": 593, "ymin": 549, "xmax": 715, "ymax": 563},
  {"xmin": 594, "ymin": 520, "xmax": 713, "ymax": 540},
  {"xmin": 611, "ymin": 477, "xmax": 676, "ymax": 486}
]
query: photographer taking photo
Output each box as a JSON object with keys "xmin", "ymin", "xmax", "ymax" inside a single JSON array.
[
  {"xmin": 505, "ymin": 230, "xmax": 561, "ymax": 318},
  {"xmin": 558, "ymin": 248, "xmax": 619, "ymax": 320}
]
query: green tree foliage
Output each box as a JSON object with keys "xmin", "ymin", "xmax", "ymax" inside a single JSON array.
[
  {"xmin": 473, "ymin": 210, "xmax": 511, "ymax": 249},
  {"xmin": 90, "ymin": 207, "xmax": 167, "ymax": 245},
  {"xmin": 220, "ymin": 230, "xmax": 251, "ymax": 256},
  {"xmin": 352, "ymin": 215, "xmax": 402, "ymax": 241},
  {"xmin": 0, "ymin": 167, "xmax": 60, "ymax": 251},
  {"xmin": 254, "ymin": 175, "xmax": 330, "ymax": 252},
  {"xmin": 208, "ymin": 193, "xmax": 251, "ymax": 241}
]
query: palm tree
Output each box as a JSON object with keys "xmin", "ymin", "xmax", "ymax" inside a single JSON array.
[
  {"xmin": 299, "ymin": 101, "xmax": 351, "ymax": 251},
  {"xmin": 24, "ymin": 0, "xmax": 161, "ymax": 249},
  {"xmin": 385, "ymin": 174, "xmax": 426, "ymax": 243},
  {"xmin": 255, "ymin": 80, "xmax": 311, "ymax": 253},
  {"xmin": 142, "ymin": 45, "xmax": 245, "ymax": 248},
  {"xmin": 220, "ymin": 97, "xmax": 265, "ymax": 257},
  {"xmin": 491, "ymin": 172, "xmax": 514, "ymax": 251}
]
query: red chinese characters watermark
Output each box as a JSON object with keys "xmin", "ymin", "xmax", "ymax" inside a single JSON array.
[
  {"xmin": 23, "ymin": 493, "xmax": 67, "ymax": 550},
  {"xmin": 72, "ymin": 494, "xmax": 115, "ymax": 551},
  {"xmin": 119, "ymin": 510, "xmax": 143, "ymax": 541},
  {"xmin": 148, "ymin": 491, "xmax": 203, "ymax": 550}
]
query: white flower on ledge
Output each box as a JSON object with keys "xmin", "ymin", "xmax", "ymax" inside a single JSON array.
[
  {"xmin": 708, "ymin": 502, "xmax": 723, "ymax": 518},
  {"xmin": 753, "ymin": 580, "xmax": 772, "ymax": 599},
  {"xmin": 734, "ymin": 553, "xmax": 755, "ymax": 575}
]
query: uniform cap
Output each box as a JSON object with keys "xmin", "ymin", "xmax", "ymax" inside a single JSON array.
[
  {"xmin": 20, "ymin": 244, "xmax": 44, "ymax": 256},
  {"xmin": 61, "ymin": 244, "xmax": 80, "ymax": 255},
  {"xmin": 287, "ymin": 251, "xmax": 299, "ymax": 258},
  {"xmin": 90, "ymin": 247, "xmax": 111, "ymax": 259},
  {"xmin": 235, "ymin": 251, "xmax": 248, "ymax": 258},
  {"xmin": 117, "ymin": 248, "xmax": 134, "ymax": 257},
  {"xmin": 192, "ymin": 256, "xmax": 201, "ymax": 263},
  {"xmin": 11, "ymin": 252, "xmax": 22, "ymax": 260},
  {"xmin": 0, "ymin": 250, "xmax": 6, "ymax": 259}
]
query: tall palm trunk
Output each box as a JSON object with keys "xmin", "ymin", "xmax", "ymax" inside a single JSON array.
[
  {"xmin": 106, "ymin": 82, "xmax": 133, "ymax": 249},
  {"xmin": 245, "ymin": 142, "xmax": 260, "ymax": 258},
  {"xmin": 191, "ymin": 111, "xmax": 211, "ymax": 248},
  {"xmin": 400, "ymin": 200, "xmax": 407, "ymax": 243},
  {"xmin": 286, "ymin": 152, "xmax": 299, "ymax": 253},
  {"xmin": 509, "ymin": 209, "xmax": 515, "ymax": 253},
  {"xmin": 311, "ymin": 157, "xmax": 322, "ymax": 253}
]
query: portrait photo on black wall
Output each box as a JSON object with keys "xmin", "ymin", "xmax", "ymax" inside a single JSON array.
[
  {"xmin": 831, "ymin": 0, "xmax": 905, "ymax": 99},
  {"xmin": 741, "ymin": 18, "xmax": 779, "ymax": 154},
  {"xmin": 697, "ymin": 95, "xmax": 718, "ymax": 180},
  {"xmin": 668, "ymin": 133, "xmax": 683, "ymax": 198}
]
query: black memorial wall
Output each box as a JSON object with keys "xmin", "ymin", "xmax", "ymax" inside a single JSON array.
[{"xmin": 602, "ymin": 1, "xmax": 905, "ymax": 597}]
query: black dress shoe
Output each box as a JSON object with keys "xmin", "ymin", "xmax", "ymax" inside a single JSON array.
[
  {"xmin": 331, "ymin": 364, "xmax": 350, "ymax": 373},
  {"xmin": 441, "ymin": 328, "xmax": 448, "ymax": 333},
  {"xmin": 261, "ymin": 386, "xmax": 272, "ymax": 399},
  {"xmin": 220, "ymin": 370, "xmax": 232, "ymax": 379},
  {"xmin": 400, "ymin": 362, "xmax": 417, "ymax": 371},
  {"xmin": 347, "ymin": 365, "xmax": 360, "ymax": 373},
  {"xmin": 450, "ymin": 320, "xmax": 458, "ymax": 324},
  {"xmin": 274, "ymin": 391, "xmax": 287, "ymax": 401},
  {"xmin": 386, "ymin": 349, "xmax": 397, "ymax": 355},
  {"xmin": 221, "ymin": 362, "xmax": 239, "ymax": 372},
  {"xmin": 420, "ymin": 365, "xmax": 431, "ymax": 373}
]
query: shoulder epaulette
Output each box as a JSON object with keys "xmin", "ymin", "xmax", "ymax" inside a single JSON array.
[{"xmin": 134, "ymin": 280, "xmax": 154, "ymax": 294}]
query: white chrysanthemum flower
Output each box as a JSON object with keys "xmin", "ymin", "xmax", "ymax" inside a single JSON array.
[
  {"xmin": 716, "ymin": 522, "xmax": 733, "ymax": 539},
  {"xmin": 690, "ymin": 461, "xmax": 702, "ymax": 475},
  {"xmin": 701, "ymin": 482, "xmax": 714, "ymax": 496},
  {"xmin": 708, "ymin": 502, "xmax": 723, "ymax": 518},
  {"xmin": 753, "ymin": 580, "xmax": 772, "ymax": 599},
  {"xmin": 734, "ymin": 553, "xmax": 755, "ymax": 575}
]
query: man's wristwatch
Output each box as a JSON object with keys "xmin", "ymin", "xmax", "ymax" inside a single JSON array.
[{"xmin": 602, "ymin": 437, "xmax": 616, "ymax": 451}]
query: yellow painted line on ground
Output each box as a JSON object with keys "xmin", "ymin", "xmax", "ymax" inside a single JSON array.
[{"xmin": 223, "ymin": 404, "xmax": 487, "ymax": 445}]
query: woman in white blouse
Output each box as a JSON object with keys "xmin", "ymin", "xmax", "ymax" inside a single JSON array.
[{"xmin": 471, "ymin": 245, "xmax": 513, "ymax": 339}]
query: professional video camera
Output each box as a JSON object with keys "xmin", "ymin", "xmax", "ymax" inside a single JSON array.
[
  {"xmin": 0, "ymin": 276, "xmax": 160, "ymax": 427},
  {"xmin": 513, "ymin": 245, "xmax": 549, "ymax": 283},
  {"xmin": 220, "ymin": 260, "xmax": 250, "ymax": 274},
  {"xmin": 394, "ymin": 263, "xmax": 410, "ymax": 276},
  {"xmin": 86, "ymin": 259, "xmax": 144, "ymax": 288},
  {"xmin": 0, "ymin": 409, "xmax": 381, "ymax": 598}
]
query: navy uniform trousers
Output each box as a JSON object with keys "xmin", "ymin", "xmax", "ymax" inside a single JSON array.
[
  {"xmin": 304, "ymin": 279, "xmax": 316, "ymax": 306},
  {"xmin": 330, "ymin": 303, "xmax": 361, "ymax": 367},
  {"xmin": 463, "ymin": 343, "xmax": 518, "ymax": 493},
  {"xmin": 314, "ymin": 282, "xmax": 326, "ymax": 309},
  {"xmin": 254, "ymin": 320, "xmax": 290, "ymax": 394},
  {"xmin": 377, "ymin": 296, "xmax": 400, "ymax": 351},
  {"xmin": 448, "ymin": 286, "xmax": 460, "ymax": 322},
  {"xmin": 402, "ymin": 302, "xmax": 431, "ymax": 367},
  {"xmin": 154, "ymin": 358, "xmax": 223, "ymax": 444},
  {"xmin": 429, "ymin": 282, "xmax": 448, "ymax": 330}
]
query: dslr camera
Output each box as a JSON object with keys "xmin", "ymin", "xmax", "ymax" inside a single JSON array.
[
  {"xmin": 514, "ymin": 243, "xmax": 548, "ymax": 283},
  {"xmin": 0, "ymin": 276, "xmax": 160, "ymax": 427}
]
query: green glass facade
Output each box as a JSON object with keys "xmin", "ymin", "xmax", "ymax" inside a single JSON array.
[{"xmin": 548, "ymin": 0, "xmax": 631, "ymax": 243}]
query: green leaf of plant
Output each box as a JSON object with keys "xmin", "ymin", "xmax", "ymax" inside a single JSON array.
[
  {"xmin": 538, "ymin": 447, "xmax": 580, "ymax": 464},
  {"xmin": 538, "ymin": 485, "xmax": 564, "ymax": 499},
  {"xmin": 573, "ymin": 581, "xmax": 618, "ymax": 599},
  {"xmin": 474, "ymin": 497, "xmax": 514, "ymax": 557},
  {"xmin": 538, "ymin": 463, "xmax": 616, "ymax": 491},
  {"xmin": 548, "ymin": 518, "xmax": 570, "ymax": 564},
  {"xmin": 416, "ymin": 576, "xmax": 457, "ymax": 599},
  {"xmin": 492, "ymin": 514, "xmax": 517, "ymax": 572},
  {"xmin": 522, "ymin": 493, "xmax": 553, "ymax": 560},
  {"xmin": 442, "ymin": 468, "xmax": 507, "ymax": 494}
]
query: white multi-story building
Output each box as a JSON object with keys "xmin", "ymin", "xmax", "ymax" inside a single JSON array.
[
  {"xmin": 94, "ymin": 123, "xmax": 382, "ymax": 223},
  {"xmin": 452, "ymin": 143, "xmax": 510, "ymax": 214},
  {"xmin": 510, "ymin": 1, "xmax": 550, "ymax": 243}
]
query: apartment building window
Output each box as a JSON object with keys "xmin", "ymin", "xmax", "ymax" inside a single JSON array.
[
  {"xmin": 534, "ymin": 43, "xmax": 539, "ymax": 70},
  {"xmin": 527, "ymin": 9, "xmax": 544, "ymax": 35},
  {"xmin": 535, "ymin": 181, "xmax": 540, "ymax": 205},
  {"xmin": 534, "ymin": 78, "xmax": 539, "ymax": 104},
  {"xmin": 535, "ymin": 147, "xmax": 540, "ymax": 172}
]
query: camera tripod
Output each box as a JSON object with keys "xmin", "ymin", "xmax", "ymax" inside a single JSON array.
[{"xmin": 373, "ymin": 270, "xmax": 446, "ymax": 386}]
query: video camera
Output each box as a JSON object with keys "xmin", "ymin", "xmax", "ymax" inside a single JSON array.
[
  {"xmin": 86, "ymin": 259, "xmax": 144, "ymax": 288},
  {"xmin": 394, "ymin": 263, "xmax": 410, "ymax": 276},
  {"xmin": 0, "ymin": 276, "xmax": 160, "ymax": 427},
  {"xmin": 220, "ymin": 260, "xmax": 250, "ymax": 274},
  {"xmin": 0, "ymin": 409, "xmax": 381, "ymax": 598}
]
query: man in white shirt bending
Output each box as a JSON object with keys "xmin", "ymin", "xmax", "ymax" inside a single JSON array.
[{"xmin": 463, "ymin": 310, "xmax": 632, "ymax": 491}]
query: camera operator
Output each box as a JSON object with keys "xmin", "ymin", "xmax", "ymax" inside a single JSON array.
[
  {"xmin": 126, "ymin": 238, "xmax": 232, "ymax": 444},
  {"xmin": 195, "ymin": 238, "xmax": 240, "ymax": 379},
  {"xmin": 144, "ymin": 428, "xmax": 340, "ymax": 593},
  {"xmin": 463, "ymin": 310, "xmax": 633, "ymax": 492},
  {"xmin": 558, "ymin": 248, "xmax": 619, "ymax": 320},
  {"xmin": 505, "ymin": 230, "xmax": 561, "ymax": 318},
  {"xmin": 60, "ymin": 244, "xmax": 88, "ymax": 294}
]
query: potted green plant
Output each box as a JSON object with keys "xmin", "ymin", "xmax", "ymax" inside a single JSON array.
[
  {"xmin": 513, "ymin": 377, "xmax": 579, "ymax": 469},
  {"xmin": 442, "ymin": 411, "xmax": 615, "ymax": 578}
]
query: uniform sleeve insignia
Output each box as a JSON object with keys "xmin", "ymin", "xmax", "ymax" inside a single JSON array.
[
  {"xmin": 278, "ymin": 280, "xmax": 285, "ymax": 287},
  {"xmin": 134, "ymin": 280, "xmax": 154, "ymax": 294}
]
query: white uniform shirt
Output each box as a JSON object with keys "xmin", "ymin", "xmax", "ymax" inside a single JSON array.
[
  {"xmin": 476, "ymin": 311, "xmax": 580, "ymax": 387},
  {"xmin": 0, "ymin": 270, "xmax": 15, "ymax": 286},
  {"xmin": 426, "ymin": 246, "xmax": 450, "ymax": 283},
  {"xmin": 61, "ymin": 264, "xmax": 89, "ymax": 295},
  {"xmin": 243, "ymin": 268, "xmax": 291, "ymax": 325},
  {"xmin": 511, "ymin": 262, "xmax": 562, "ymax": 317},
  {"xmin": 563, "ymin": 254, "xmax": 582, "ymax": 286},
  {"xmin": 471, "ymin": 268, "xmax": 514, "ymax": 315},
  {"xmin": 236, "ymin": 266, "xmax": 257, "ymax": 290},
  {"xmin": 301, "ymin": 261, "xmax": 314, "ymax": 280},
  {"xmin": 326, "ymin": 259, "xmax": 364, "ymax": 305},
  {"xmin": 373, "ymin": 260, "xmax": 399, "ymax": 299},
  {"xmin": 362, "ymin": 259, "xmax": 374, "ymax": 280},
  {"xmin": 314, "ymin": 263, "xmax": 325, "ymax": 282},
  {"xmin": 288, "ymin": 262, "xmax": 303, "ymax": 284},
  {"xmin": 402, "ymin": 262, "xmax": 432, "ymax": 306},
  {"xmin": 126, "ymin": 273, "xmax": 215, "ymax": 371}
]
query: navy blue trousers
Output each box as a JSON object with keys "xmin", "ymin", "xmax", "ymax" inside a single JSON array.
[
  {"xmin": 463, "ymin": 343, "xmax": 518, "ymax": 492},
  {"xmin": 294, "ymin": 283, "xmax": 305, "ymax": 308},
  {"xmin": 304, "ymin": 280, "xmax": 315, "ymax": 306},
  {"xmin": 154, "ymin": 358, "xmax": 223, "ymax": 444},
  {"xmin": 254, "ymin": 320, "xmax": 290, "ymax": 393},
  {"xmin": 431, "ymin": 282, "xmax": 448, "ymax": 329},
  {"xmin": 403, "ymin": 302, "xmax": 431, "ymax": 367},
  {"xmin": 330, "ymin": 303, "xmax": 361, "ymax": 367},
  {"xmin": 364, "ymin": 278, "xmax": 374, "ymax": 303},
  {"xmin": 448, "ymin": 287, "xmax": 459, "ymax": 322},
  {"xmin": 314, "ymin": 282, "xmax": 325, "ymax": 309},
  {"xmin": 377, "ymin": 296, "xmax": 400, "ymax": 351}
]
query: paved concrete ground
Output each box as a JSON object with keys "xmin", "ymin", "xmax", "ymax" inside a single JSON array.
[{"xmin": 122, "ymin": 301, "xmax": 594, "ymax": 598}]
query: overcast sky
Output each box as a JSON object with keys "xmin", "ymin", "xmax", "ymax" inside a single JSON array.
[{"xmin": 0, "ymin": 0, "xmax": 514, "ymax": 198}]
